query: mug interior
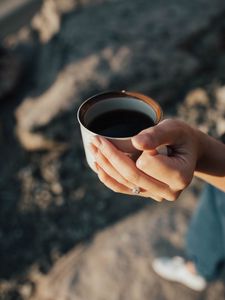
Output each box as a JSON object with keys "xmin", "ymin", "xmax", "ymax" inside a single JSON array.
[
  {"xmin": 84, "ymin": 97, "xmax": 157, "ymax": 126},
  {"xmin": 77, "ymin": 91, "xmax": 162, "ymax": 139}
]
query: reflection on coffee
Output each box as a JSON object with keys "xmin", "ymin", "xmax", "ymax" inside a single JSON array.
[{"xmin": 87, "ymin": 109, "xmax": 154, "ymax": 138}]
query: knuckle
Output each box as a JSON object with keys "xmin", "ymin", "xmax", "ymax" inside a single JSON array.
[
  {"xmin": 126, "ymin": 170, "xmax": 140, "ymax": 183},
  {"xmin": 98, "ymin": 170, "xmax": 108, "ymax": 183},
  {"xmin": 163, "ymin": 118, "xmax": 183, "ymax": 129},
  {"xmin": 147, "ymin": 130, "xmax": 159, "ymax": 148},
  {"xmin": 173, "ymin": 170, "xmax": 191, "ymax": 189},
  {"xmin": 101, "ymin": 142, "xmax": 114, "ymax": 157},
  {"xmin": 179, "ymin": 175, "xmax": 191, "ymax": 189},
  {"xmin": 160, "ymin": 186, "xmax": 182, "ymax": 202},
  {"xmin": 136, "ymin": 157, "xmax": 145, "ymax": 170},
  {"xmin": 98, "ymin": 169, "xmax": 121, "ymax": 193},
  {"xmin": 147, "ymin": 194, "xmax": 163, "ymax": 202},
  {"xmin": 165, "ymin": 192, "xmax": 178, "ymax": 201},
  {"xmin": 108, "ymin": 182, "xmax": 124, "ymax": 194},
  {"xmin": 96, "ymin": 151, "xmax": 107, "ymax": 165},
  {"xmin": 164, "ymin": 188, "xmax": 182, "ymax": 201},
  {"xmin": 113, "ymin": 186, "xmax": 125, "ymax": 194},
  {"xmin": 111, "ymin": 186, "xmax": 121, "ymax": 193},
  {"xmin": 154, "ymin": 196, "xmax": 164, "ymax": 202},
  {"xmin": 95, "ymin": 149, "xmax": 102, "ymax": 161}
]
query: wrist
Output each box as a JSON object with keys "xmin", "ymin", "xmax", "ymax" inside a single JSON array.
[
  {"xmin": 194, "ymin": 128, "xmax": 225, "ymax": 174},
  {"xmin": 194, "ymin": 129, "xmax": 207, "ymax": 172}
]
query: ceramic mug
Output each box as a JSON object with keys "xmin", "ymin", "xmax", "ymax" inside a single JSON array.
[{"xmin": 77, "ymin": 90, "xmax": 166, "ymax": 171}]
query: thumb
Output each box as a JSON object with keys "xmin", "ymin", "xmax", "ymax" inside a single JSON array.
[{"xmin": 131, "ymin": 119, "xmax": 180, "ymax": 151}]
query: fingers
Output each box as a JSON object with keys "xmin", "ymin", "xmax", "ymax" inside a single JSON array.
[
  {"xmin": 136, "ymin": 151, "xmax": 192, "ymax": 191},
  {"xmin": 88, "ymin": 119, "xmax": 195, "ymax": 203},
  {"xmin": 95, "ymin": 163, "xmax": 134, "ymax": 195},
  {"xmin": 89, "ymin": 143, "xmax": 135, "ymax": 189},
  {"xmin": 95, "ymin": 163, "xmax": 164, "ymax": 202},
  {"xmin": 91, "ymin": 136, "xmax": 171, "ymax": 200}
]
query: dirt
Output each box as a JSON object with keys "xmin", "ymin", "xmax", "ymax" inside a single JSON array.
[{"xmin": 0, "ymin": 0, "xmax": 225, "ymax": 299}]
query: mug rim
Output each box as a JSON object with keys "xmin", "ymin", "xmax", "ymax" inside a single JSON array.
[{"xmin": 77, "ymin": 90, "xmax": 163, "ymax": 140}]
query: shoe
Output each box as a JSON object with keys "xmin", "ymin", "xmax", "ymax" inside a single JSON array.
[{"xmin": 152, "ymin": 256, "xmax": 207, "ymax": 291}]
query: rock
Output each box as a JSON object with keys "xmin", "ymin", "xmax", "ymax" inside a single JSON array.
[
  {"xmin": 215, "ymin": 86, "xmax": 225, "ymax": 137},
  {"xmin": 32, "ymin": 0, "xmax": 61, "ymax": 43},
  {"xmin": 19, "ymin": 283, "xmax": 33, "ymax": 299},
  {"xmin": 178, "ymin": 85, "xmax": 225, "ymax": 138},
  {"xmin": 185, "ymin": 88, "xmax": 210, "ymax": 107},
  {"xmin": 0, "ymin": 0, "xmax": 41, "ymax": 39},
  {"xmin": 215, "ymin": 86, "xmax": 225, "ymax": 110},
  {"xmin": 31, "ymin": 0, "xmax": 106, "ymax": 43}
]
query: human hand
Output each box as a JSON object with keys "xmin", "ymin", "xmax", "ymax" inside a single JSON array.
[{"xmin": 90, "ymin": 119, "xmax": 200, "ymax": 201}]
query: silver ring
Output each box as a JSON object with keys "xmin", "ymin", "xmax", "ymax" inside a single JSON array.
[{"xmin": 131, "ymin": 186, "xmax": 141, "ymax": 194}]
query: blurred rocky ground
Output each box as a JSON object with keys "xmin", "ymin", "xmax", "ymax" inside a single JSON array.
[{"xmin": 0, "ymin": 0, "xmax": 225, "ymax": 299}]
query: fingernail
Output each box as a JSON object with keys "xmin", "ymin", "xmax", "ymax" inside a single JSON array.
[
  {"xmin": 133, "ymin": 134, "xmax": 148, "ymax": 144},
  {"xmin": 132, "ymin": 134, "xmax": 153, "ymax": 151}
]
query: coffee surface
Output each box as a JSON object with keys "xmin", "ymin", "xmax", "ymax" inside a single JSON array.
[{"xmin": 87, "ymin": 109, "xmax": 154, "ymax": 138}]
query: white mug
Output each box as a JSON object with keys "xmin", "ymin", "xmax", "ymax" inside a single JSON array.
[{"xmin": 77, "ymin": 90, "xmax": 166, "ymax": 171}]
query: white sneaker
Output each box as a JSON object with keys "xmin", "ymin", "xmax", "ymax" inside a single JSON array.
[{"xmin": 152, "ymin": 257, "xmax": 207, "ymax": 292}]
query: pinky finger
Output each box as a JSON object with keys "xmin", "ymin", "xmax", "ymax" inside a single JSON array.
[{"xmin": 96, "ymin": 163, "xmax": 133, "ymax": 195}]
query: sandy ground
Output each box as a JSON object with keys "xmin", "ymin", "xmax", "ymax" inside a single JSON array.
[{"xmin": 0, "ymin": 1, "xmax": 225, "ymax": 299}]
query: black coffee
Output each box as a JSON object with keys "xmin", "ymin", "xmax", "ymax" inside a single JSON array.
[{"xmin": 87, "ymin": 109, "xmax": 154, "ymax": 138}]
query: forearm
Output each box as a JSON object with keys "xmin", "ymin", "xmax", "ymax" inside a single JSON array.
[{"xmin": 194, "ymin": 130, "xmax": 225, "ymax": 192}]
